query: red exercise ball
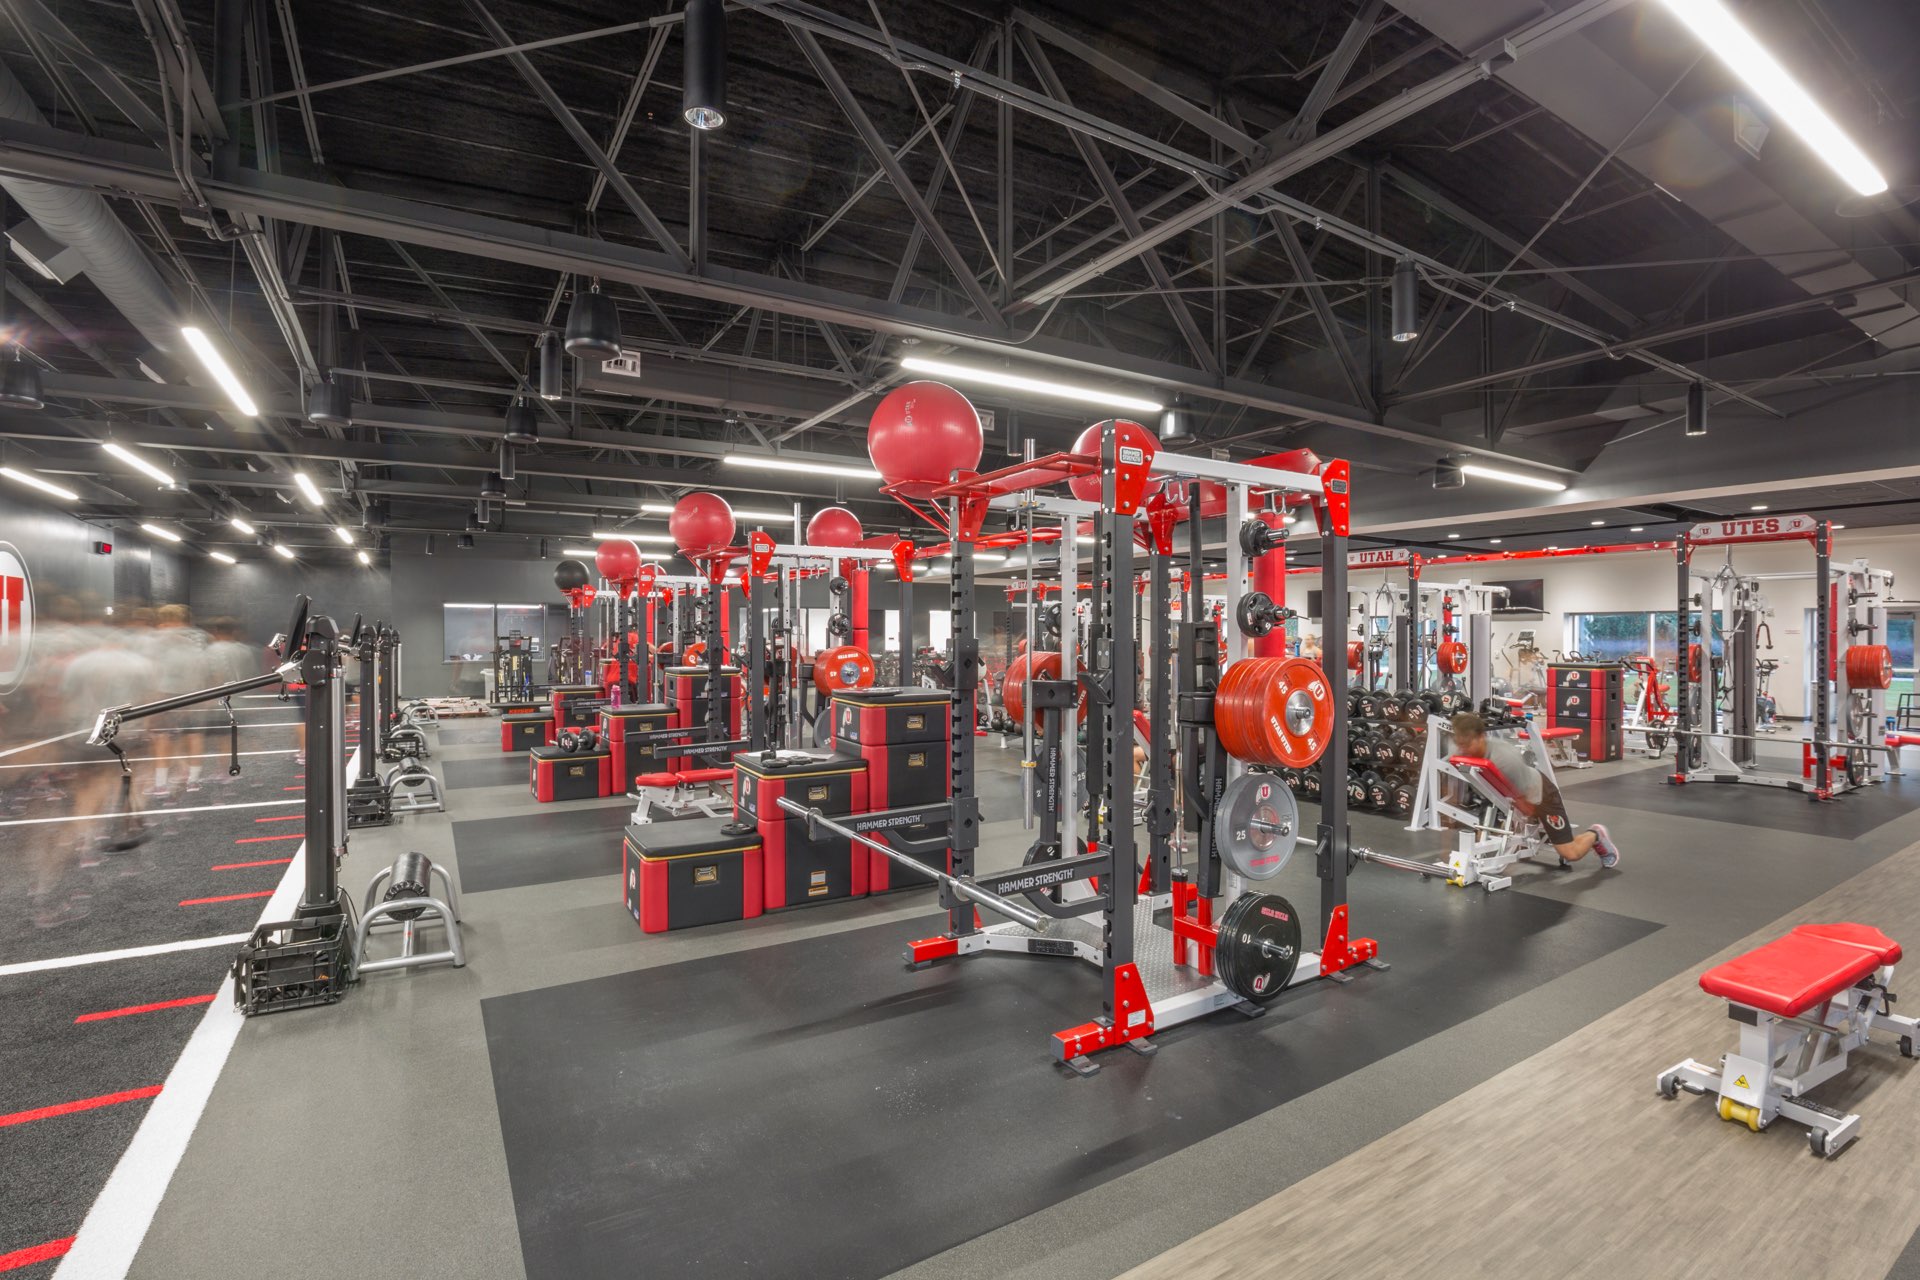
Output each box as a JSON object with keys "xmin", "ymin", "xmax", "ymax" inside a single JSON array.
[
  {"xmin": 1067, "ymin": 420, "xmax": 1158, "ymax": 503},
  {"xmin": 867, "ymin": 380, "xmax": 982, "ymax": 498},
  {"xmin": 595, "ymin": 539, "xmax": 639, "ymax": 583},
  {"xmin": 806, "ymin": 506, "xmax": 864, "ymax": 548},
  {"xmin": 670, "ymin": 491, "xmax": 735, "ymax": 556}
]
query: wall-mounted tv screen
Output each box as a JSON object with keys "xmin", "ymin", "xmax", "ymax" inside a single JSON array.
[{"xmin": 1485, "ymin": 578, "xmax": 1545, "ymax": 616}]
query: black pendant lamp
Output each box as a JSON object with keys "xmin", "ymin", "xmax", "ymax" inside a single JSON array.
[
  {"xmin": 498, "ymin": 441, "xmax": 517, "ymax": 482},
  {"xmin": 306, "ymin": 377, "xmax": 352, "ymax": 428},
  {"xmin": 458, "ymin": 533, "xmax": 475, "ymax": 550},
  {"xmin": 564, "ymin": 284, "xmax": 622, "ymax": 362},
  {"xmin": 1158, "ymin": 396, "xmax": 1193, "ymax": 444},
  {"xmin": 538, "ymin": 334, "xmax": 564, "ymax": 401},
  {"xmin": 480, "ymin": 471, "xmax": 506, "ymax": 501},
  {"xmin": 682, "ymin": 0, "xmax": 728, "ymax": 130},
  {"xmin": 504, "ymin": 399, "xmax": 539, "ymax": 445},
  {"xmin": 1390, "ymin": 259, "xmax": 1420, "ymax": 343}
]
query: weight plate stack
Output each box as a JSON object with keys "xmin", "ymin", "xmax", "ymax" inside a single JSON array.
[{"xmin": 1214, "ymin": 892, "xmax": 1303, "ymax": 1004}]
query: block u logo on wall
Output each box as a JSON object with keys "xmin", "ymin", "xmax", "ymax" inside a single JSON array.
[{"xmin": 0, "ymin": 543, "xmax": 32, "ymax": 697}]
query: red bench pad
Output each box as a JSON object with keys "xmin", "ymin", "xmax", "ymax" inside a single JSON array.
[
  {"xmin": 1793, "ymin": 922, "xmax": 1901, "ymax": 966},
  {"xmin": 634, "ymin": 767, "xmax": 733, "ymax": 789},
  {"xmin": 634, "ymin": 772, "xmax": 682, "ymax": 789},
  {"xmin": 679, "ymin": 767, "xmax": 732, "ymax": 785},
  {"xmin": 1540, "ymin": 727, "xmax": 1581, "ymax": 740},
  {"xmin": 1699, "ymin": 931, "xmax": 1886, "ymax": 1018}
]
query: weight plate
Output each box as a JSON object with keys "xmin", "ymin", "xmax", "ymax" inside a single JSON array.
[
  {"xmin": 1214, "ymin": 891, "xmax": 1303, "ymax": 1004},
  {"xmin": 1213, "ymin": 773, "xmax": 1299, "ymax": 881},
  {"xmin": 813, "ymin": 644, "xmax": 877, "ymax": 695},
  {"xmin": 811, "ymin": 706, "xmax": 833, "ymax": 748}
]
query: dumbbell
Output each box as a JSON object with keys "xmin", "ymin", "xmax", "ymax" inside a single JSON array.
[
  {"xmin": 1300, "ymin": 768, "xmax": 1322, "ymax": 802},
  {"xmin": 1379, "ymin": 689, "xmax": 1405, "ymax": 721},
  {"xmin": 1356, "ymin": 690, "xmax": 1382, "ymax": 721},
  {"xmin": 1394, "ymin": 728, "xmax": 1424, "ymax": 774},
  {"xmin": 1345, "ymin": 769, "xmax": 1368, "ymax": 809},
  {"xmin": 1363, "ymin": 770, "xmax": 1392, "ymax": 812},
  {"xmin": 1347, "ymin": 690, "xmax": 1364, "ymax": 719},
  {"xmin": 1389, "ymin": 781, "xmax": 1415, "ymax": 818},
  {"xmin": 556, "ymin": 728, "xmax": 602, "ymax": 754},
  {"xmin": 1348, "ymin": 724, "xmax": 1377, "ymax": 765}
]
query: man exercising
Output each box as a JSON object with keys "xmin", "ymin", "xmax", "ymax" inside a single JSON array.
[{"xmin": 1449, "ymin": 711, "xmax": 1620, "ymax": 869}]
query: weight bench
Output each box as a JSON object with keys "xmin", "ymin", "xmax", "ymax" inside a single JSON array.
[
  {"xmin": 1430, "ymin": 754, "xmax": 1557, "ymax": 892},
  {"xmin": 1540, "ymin": 724, "xmax": 1589, "ymax": 770},
  {"xmin": 1658, "ymin": 923, "xmax": 1920, "ymax": 1157},
  {"xmin": 629, "ymin": 766, "xmax": 734, "ymax": 824}
]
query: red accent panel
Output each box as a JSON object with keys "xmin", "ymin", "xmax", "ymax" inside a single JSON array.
[
  {"xmin": 908, "ymin": 935, "xmax": 960, "ymax": 963},
  {"xmin": 75, "ymin": 994, "xmax": 216, "ymax": 1023},
  {"xmin": 1318, "ymin": 458, "xmax": 1351, "ymax": 537},
  {"xmin": 639, "ymin": 856, "xmax": 669, "ymax": 933},
  {"xmin": 178, "ymin": 891, "xmax": 273, "ymax": 906},
  {"xmin": 1050, "ymin": 964, "xmax": 1155, "ymax": 1062},
  {"xmin": 1316, "ymin": 904, "xmax": 1379, "ymax": 976},
  {"xmin": 761, "ymin": 817, "xmax": 788, "ymax": 909},
  {"xmin": 0, "ymin": 1237, "xmax": 74, "ymax": 1272},
  {"xmin": 0, "ymin": 1084, "xmax": 163, "ymax": 1129},
  {"xmin": 1252, "ymin": 510, "xmax": 1289, "ymax": 658}
]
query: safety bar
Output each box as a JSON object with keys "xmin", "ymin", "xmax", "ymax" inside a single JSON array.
[
  {"xmin": 775, "ymin": 798, "xmax": 1048, "ymax": 930},
  {"xmin": 89, "ymin": 662, "xmax": 299, "ymax": 746},
  {"xmin": 1666, "ymin": 727, "xmax": 1898, "ymax": 760}
]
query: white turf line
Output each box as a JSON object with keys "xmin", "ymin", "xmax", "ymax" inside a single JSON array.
[
  {"xmin": 0, "ymin": 749, "xmax": 298, "ymax": 771},
  {"xmin": 52, "ymin": 748, "xmax": 358, "ymax": 1280},
  {"xmin": 0, "ymin": 798, "xmax": 303, "ymax": 828},
  {"xmin": 0, "ymin": 934, "xmax": 254, "ymax": 980}
]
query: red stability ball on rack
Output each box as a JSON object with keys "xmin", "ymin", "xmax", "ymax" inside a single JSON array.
[
  {"xmin": 1066, "ymin": 419, "xmax": 1157, "ymax": 503},
  {"xmin": 670, "ymin": 491, "xmax": 736, "ymax": 556},
  {"xmin": 806, "ymin": 506, "xmax": 863, "ymax": 548},
  {"xmin": 595, "ymin": 539, "xmax": 639, "ymax": 583},
  {"xmin": 867, "ymin": 380, "xmax": 983, "ymax": 498}
]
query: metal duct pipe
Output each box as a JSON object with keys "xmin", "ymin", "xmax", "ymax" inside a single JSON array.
[{"xmin": 0, "ymin": 59, "xmax": 182, "ymax": 354}]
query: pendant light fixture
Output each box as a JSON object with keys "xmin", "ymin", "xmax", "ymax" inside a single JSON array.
[
  {"xmin": 504, "ymin": 398, "xmax": 539, "ymax": 444},
  {"xmin": 538, "ymin": 333, "xmax": 564, "ymax": 401},
  {"xmin": 1158, "ymin": 396, "xmax": 1193, "ymax": 443},
  {"xmin": 1684, "ymin": 381, "xmax": 1708, "ymax": 437},
  {"xmin": 682, "ymin": 0, "xmax": 728, "ymax": 130},
  {"xmin": 564, "ymin": 283, "xmax": 622, "ymax": 361},
  {"xmin": 306, "ymin": 377, "xmax": 352, "ymax": 427},
  {"xmin": 0, "ymin": 192, "xmax": 41, "ymax": 410},
  {"xmin": 1390, "ymin": 259, "xmax": 1420, "ymax": 343},
  {"xmin": 498, "ymin": 440, "xmax": 517, "ymax": 482},
  {"xmin": 481, "ymin": 471, "xmax": 506, "ymax": 501}
]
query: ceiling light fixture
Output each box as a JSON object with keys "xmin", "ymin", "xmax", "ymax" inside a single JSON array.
[
  {"xmin": 1685, "ymin": 381, "xmax": 1708, "ymax": 437},
  {"xmin": 1631, "ymin": 526, "xmax": 1645, "ymax": 532},
  {"xmin": 561, "ymin": 547, "xmax": 598, "ymax": 558},
  {"xmin": 636, "ymin": 501, "xmax": 789, "ymax": 522},
  {"xmin": 138, "ymin": 522, "xmax": 181, "ymax": 542},
  {"xmin": 292, "ymin": 471, "xmax": 326, "ymax": 508},
  {"xmin": 102, "ymin": 440, "xmax": 174, "ymax": 486},
  {"xmin": 1590, "ymin": 519, "xmax": 1605, "ymax": 526},
  {"xmin": 1489, "ymin": 538, "xmax": 1503, "ymax": 545},
  {"xmin": 272, "ymin": 543, "xmax": 296, "ymax": 559},
  {"xmin": 590, "ymin": 530, "xmax": 676, "ymax": 544},
  {"xmin": 332, "ymin": 525, "xmax": 354, "ymax": 544},
  {"xmin": 682, "ymin": 0, "xmax": 728, "ymax": 130},
  {"xmin": 1751, "ymin": 504, "xmax": 1769, "ymax": 511},
  {"xmin": 0, "ymin": 466, "xmax": 76, "ymax": 501},
  {"xmin": 0, "ymin": 349, "xmax": 42, "ymax": 409},
  {"xmin": 305, "ymin": 377, "xmax": 352, "ymax": 428},
  {"xmin": 1158, "ymin": 396, "xmax": 1193, "ymax": 443},
  {"xmin": 179, "ymin": 325, "xmax": 259, "ymax": 416},
  {"xmin": 504, "ymin": 399, "xmax": 539, "ymax": 445},
  {"xmin": 1390, "ymin": 259, "xmax": 1420, "ymax": 342},
  {"xmin": 1658, "ymin": 0, "xmax": 1887, "ymax": 195},
  {"xmin": 230, "ymin": 515, "xmax": 256, "ymax": 536},
  {"xmin": 1459, "ymin": 462, "xmax": 1567, "ymax": 492},
  {"xmin": 897, "ymin": 356, "xmax": 1163, "ymax": 413},
  {"xmin": 538, "ymin": 335, "xmax": 564, "ymax": 401},
  {"xmin": 564, "ymin": 283, "xmax": 622, "ymax": 362},
  {"xmin": 208, "ymin": 550, "xmax": 236, "ymax": 564},
  {"xmin": 722, "ymin": 455, "xmax": 880, "ymax": 481},
  {"xmin": 356, "ymin": 549, "xmax": 372, "ymax": 566}
]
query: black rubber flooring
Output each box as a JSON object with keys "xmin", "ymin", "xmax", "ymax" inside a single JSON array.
[
  {"xmin": 452, "ymin": 803, "xmax": 634, "ymax": 894},
  {"xmin": 1561, "ymin": 765, "xmax": 1920, "ymax": 839},
  {"xmin": 443, "ymin": 754, "xmax": 531, "ymax": 790},
  {"xmin": 482, "ymin": 885, "xmax": 1660, "ymax": 1280}
]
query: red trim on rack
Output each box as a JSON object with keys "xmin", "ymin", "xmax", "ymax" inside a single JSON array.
[
  {"xmin": 1050, "ymin": 964, "xmax": 1155, "ymax": 1063},
  {"xmin": 907, "ymin": 936, "xmax": 960, "ymax": 964},
  {"xmin": 1316, "ymin": 904, "xmax": 1379, "ymax": 977}
]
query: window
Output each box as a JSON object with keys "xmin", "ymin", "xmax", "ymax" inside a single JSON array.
[
  {"xmin": 1568, "ymin": 611, "xmax": 1652, "ymax": 663},
  {"xmin": 443, "ymin": 603, "xmax": 495, "ymax": 664}
]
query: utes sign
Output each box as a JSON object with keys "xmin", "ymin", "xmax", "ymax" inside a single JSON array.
[
  {"xmin": 1687, "ymin": 514, "xmax": 1817, "ymax": 545},
  {"xmin": 0, "ymin": 542, "xmax": 32, "ymax": 697},
  {"xmin": 1346, "ymin": 548, "xmax": 1412, "ymax": 568}
]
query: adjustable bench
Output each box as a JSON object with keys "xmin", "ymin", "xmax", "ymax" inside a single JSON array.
[
  {"xmin": 1540, "ymin": 724, "xmax": 1589, "ymax": 770},
  {"xmin": 1658, "ymin": 923, "xmax": 1920, "ymax": 1157},
  {"xmin": 630, "ymin": 766, "xmax": 735, "ymax": 824},
  {"xmin": 1436, "ymin": 754, "xmax": 1558, "ymax": 891}
]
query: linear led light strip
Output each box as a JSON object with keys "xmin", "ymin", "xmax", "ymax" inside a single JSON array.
[
  {"xmin": 1660, "ymin": 0, "xmax": 1886, "ymax": 196},
  {"xmin": 101, "ymin": 441, "xmax": 173, "ymax": 486},
  {"xmin": 637, "ymin": 501, "xmax": 793, "ymax": 522},
  {"xmin": 180, "ymin": 325, "xmax": 260, "ymax": 416},
  {"xmin": 292, "ymin": 472, "xmax": 326, "ymax": 508},
  {"xmin": 138, "ymin": 522, "xmax": 182, "ymax": 542},
  {"xmin": 1460, "ymin": 463, "xmax": 1566, "ymax": 493},
  {"xmin": 722, "ymin": 455, "xmax": 880, "ymax": 481},
  {"xmin": 0, "ymin": 466, "xmax": 78, "ymax": 501},
  {"xmin": 898, "ymin": 355, "xmax": 1163, "ymax": 414}
]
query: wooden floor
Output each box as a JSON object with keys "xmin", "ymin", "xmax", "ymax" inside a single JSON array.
[{"xmin": 1122, "ymin": 837, "xmax": 1920, "ymax": 1280}]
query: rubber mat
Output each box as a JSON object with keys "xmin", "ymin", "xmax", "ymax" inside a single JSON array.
[
  {"xmin": 1560, "ymin": 767, "xmax": 1920, "ymax": 839},
  {"xmin": 482, "ymin": 883, "xmax": 1660, "ymax": 1279},
  {"xmin": 442, "ymin": 755, "xmax": 533, "ymax": 790},
  {"xmin": 451, "ymin": 803, "xmax": 635, "ymax": 894}
]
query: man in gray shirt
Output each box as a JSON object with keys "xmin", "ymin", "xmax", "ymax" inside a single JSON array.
[{"xmin": 1450, "ymin": 711, "xmax": 1620, "ymax": 869}]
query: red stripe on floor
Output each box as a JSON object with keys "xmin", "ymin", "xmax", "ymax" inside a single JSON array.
[
  {"xmin": 254, "ymin": 814, "xmax": 302, "ymax": 823},
  {"xmin": 0, "ymin": 1085, "xmax": 162, "ymax": 1129},
  {"xmin": 282, "ymin": 785, "xmax": 304, "ymax": 791},
  {"xmin": 75, "ymin": 994, "xmax": 216, "ymax": 1023},
  {"xmin": 233, "ymin": 833, "xmax": 302, "ymax": 844},
  {"xmin": 211, "ymin": 857, "xmax": 293, "ymax": 870},
  {"xmin": 0, "ymin": 1237, "xmax": 73, "ymax": 1272},
  {"xmin": 179, "ymin": 891, "xmax": 274, "ymax": 906}
]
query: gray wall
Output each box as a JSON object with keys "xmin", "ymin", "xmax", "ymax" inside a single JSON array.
[{"xmin": 188, "ymin": 556, "xmax": 392, "ymax": 652}]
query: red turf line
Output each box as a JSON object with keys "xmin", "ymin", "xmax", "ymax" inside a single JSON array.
[
  {"xmin": 179, "ymin": 891, "xmax": 274, "ymax": 906},
  {"xmin": 0, "ymin": 1085, "xmax": 162, "ymax": 1129},
  {"xmin": 0, "ymin": 1237, "xmax": 74, "ymax": 1272},
  {"xmin": 254, "ymin": 814, "xmax": 302, "ymax": 823},
  {"xmin": 75, "ymin": 994, "xmax": 216, "ymax": 1023},
  {"xmin": 212, "ymin": 857, "xmax": 293, "ymax": 870},
  {"xmin": 233, "ymin": 833, "xmax": 302, "ymax": 844},
  {"xmin": 281, "ymin": 786, "xmax": 304, "ymax": 791}
]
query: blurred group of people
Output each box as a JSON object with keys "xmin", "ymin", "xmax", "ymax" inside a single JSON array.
[{"xmin": 2, "ymin": 599, "xmax": 272, "ymax": 929}]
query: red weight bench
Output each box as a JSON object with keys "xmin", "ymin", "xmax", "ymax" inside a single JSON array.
[
  {"xmin": 1658, "ymin": 923, "xmax": 1919, "ymax": 1157},
  {"xmin": 1539, "ymin": 724, "xmax": 1588, "ymax": 770},
  {"xmin": 629, "ymin": 766, "xmax": 735, "ymax": 824}
]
